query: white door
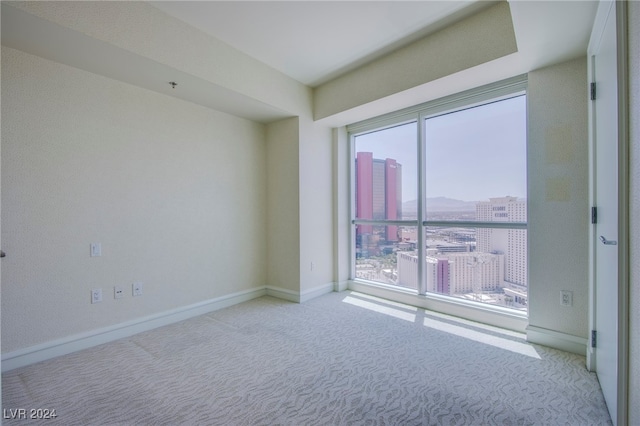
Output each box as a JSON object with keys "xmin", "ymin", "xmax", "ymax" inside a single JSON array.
[{"xmin": 589, "ymin": 1, "xmax": 626, "ymax": 424}]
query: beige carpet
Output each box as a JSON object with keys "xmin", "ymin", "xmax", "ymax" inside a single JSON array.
[{"xmin": 2, "ymin": 291, "xmax": 611, "ymax": 425}]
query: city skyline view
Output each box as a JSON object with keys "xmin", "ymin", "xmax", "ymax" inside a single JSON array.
[
  {"xmin": 353, "ymin": 94, "xmax": 528, "ymax": 312},
  {"xmin": 355, "ymin": 152, "xmax": 528, "ymax": 311},
  {"xmin": 355, "ymin": 196, "xmax": 528, "ymax": 312},
  {"xmin": 353, "ymin": 94, "xmax": 526, "ymax": 202}
]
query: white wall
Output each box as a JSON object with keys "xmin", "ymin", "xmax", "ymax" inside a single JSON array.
[
  {"xmin": 265, "ymin": 115, "xmax": 335, "ymax": 299},
  {"xmin": 298, "ymin": 116, "xmax": 334, "ymax": 295},
  {"xmin": 628, "ymin": 0, "xmax": 640, "ymax": 422},
  {"xmin": 527, "ymin": 57, "xmax": 589, "ymax": 341},
  {"xmin": 333, "ymin": 127, "xmax": 351, "ymax": 291},
  {"xmin": 265, "ymin": 117, "xmax": 301, "ymax": 295},
  {"xmin": 1, "ymin": 47, "xmax": 268, "ymax": 352}
]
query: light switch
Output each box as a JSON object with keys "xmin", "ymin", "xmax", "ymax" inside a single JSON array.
[{"xmin": 90, "ymin": 243, "xmax": 102, "ymax": 257}]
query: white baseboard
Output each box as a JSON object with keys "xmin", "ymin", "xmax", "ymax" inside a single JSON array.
[
  {"xmin": 266, "ymin": 282, "xmax": 335, "ymax": 303},
  {"xmin": 335, "ymin": 280, "xmax": 350, "ymax": 292},
  {"xmin": 2, "ymin": 284, "xmax": 340, "ymax": 372},
  {"xmin": 1, "ymin": 287, "xmax": 267, "ymax": 372},
  {"xmin": 265, "ymin": 286, "xmax": 300, "ymax": 302},
  {"xmin": 300, "ymin": 282, "xmax": 335, "ymax": 303},
  {"xmin": 526, "ymin": 325, "xmax": 588, "ymax": 356}
]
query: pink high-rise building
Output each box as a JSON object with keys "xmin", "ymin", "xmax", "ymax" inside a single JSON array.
[
  {"xmin": 436, "ymin": 258, "xmax": 450, "ymax": 294},
  {"xmin": 355, "ymin": 152, "xmax": 402, "ymax": 242},
  {"xmin": 356, "ymin": 152, "xmax": 374, "ymax": 235}
]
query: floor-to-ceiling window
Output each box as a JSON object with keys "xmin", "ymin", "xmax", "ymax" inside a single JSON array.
[
  {"xmin": 350, "ymin": 76, "xmax": 528, "ymax": 315},
  {"xmin": 353, "ymin": 122, "xmax": 419, "ymax": 288}
]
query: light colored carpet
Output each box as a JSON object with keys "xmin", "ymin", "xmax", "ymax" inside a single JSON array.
[{"xmin": 2, "ymin": 291, "xmax": 611, "ymax": 425}]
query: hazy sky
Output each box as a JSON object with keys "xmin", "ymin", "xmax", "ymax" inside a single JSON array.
[{"xmin": 354, "ymin": 95, "xmax": 527, "ymax": 202}]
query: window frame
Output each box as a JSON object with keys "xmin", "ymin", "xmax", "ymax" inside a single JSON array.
[{"xmin": 348, "ymin": 75, "xmax": 528, "ymax": 312}]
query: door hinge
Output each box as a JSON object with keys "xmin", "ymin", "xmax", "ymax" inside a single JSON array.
[
  {"xmin": 590, "ymin": 82, "xmax": 597, "ymax": 101},
  {"xmin": 591, "ymin": 330, "xmax": 597, "ymax": 348},
  {"xmin": 591, "ymin": 206, "xmax": 598, "ymax": 224}
]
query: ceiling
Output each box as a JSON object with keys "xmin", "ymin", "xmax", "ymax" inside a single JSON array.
[
  {"xmin": 150, "ymin": 1, "xmax": 488, "ymax": 87},
  {"xmin": 151, "ymin": 1, "xmax": 599, "ymax": 88},
  {"xmin": 2, "ymin": 1, "xmax": 600, "ymax": 123}
]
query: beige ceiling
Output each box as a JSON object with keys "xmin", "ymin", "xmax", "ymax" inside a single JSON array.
[
  {"xmin": 1, "ymin": 1, "xmax": 599, "ymax": 123},
  {"xmin": 150, "ymin": 1, "xmax": 599, "ymax": 88},
  {"xmin": 150, "ymin": 1, "xmax": 488, "ymax": 87}
]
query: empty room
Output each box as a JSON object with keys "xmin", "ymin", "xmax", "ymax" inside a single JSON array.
[{"xmin": 1, "ymin": 1, "xmax": 638, "ymax": 425}]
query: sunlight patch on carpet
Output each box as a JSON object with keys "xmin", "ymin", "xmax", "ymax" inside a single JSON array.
[
  {"xmin": 423, "ymin": 318, "xmax": 541, "ymax": 359},
  {"xmin": 342, "ymin": 296, "xmax": 417, "ymax": 322}
]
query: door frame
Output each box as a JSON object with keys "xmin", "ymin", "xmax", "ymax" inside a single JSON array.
[{"xmin": 587, "ymin": 1, "xmax": 629, "ymax": 424}]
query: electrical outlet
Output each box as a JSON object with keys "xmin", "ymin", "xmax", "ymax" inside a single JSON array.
[
  {"xmin": 91, "ymin": 288, "xmax": 103, "ymax": 304},
  {"xmin": 561, "ymin": 290, "xmax": 573, "ymax": 307},
  {"xmin": 132, "ymin": 282, "xmax": 143, "ymax": 297},
  {"xmin": 114, "ymin": 286, "xmax": 124, "ymax": 299}
]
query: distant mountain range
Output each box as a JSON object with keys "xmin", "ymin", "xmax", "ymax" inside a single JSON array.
[{"xmin": 403, "ymin": 197, "xmax": 478, "ymax": 214}]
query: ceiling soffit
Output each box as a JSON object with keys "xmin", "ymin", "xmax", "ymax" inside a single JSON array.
[{"xmin": 313, "ymin": 2, "xmax": 518, "ymax": 121}]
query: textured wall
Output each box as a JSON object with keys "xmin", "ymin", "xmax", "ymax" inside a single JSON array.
[
  {"xmin": 628, "ymin": 0, "xmax": 640, "ymax": 422},
  {"xmin": 1, "ymin": 48, "xmax": 267, "ymax": 352},
  {"xmin": 527, "ymin": 57, "xmax": 589, "ymax": 339}
]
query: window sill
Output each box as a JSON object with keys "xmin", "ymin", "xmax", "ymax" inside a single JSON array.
[{"xmin": 347, "ymin": 279, "xmax": 528, "ymax": 333}]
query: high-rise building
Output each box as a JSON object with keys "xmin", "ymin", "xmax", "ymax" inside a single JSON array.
[
  {"xmin": 437, "ymin": 252, "xmax": 504, "ymax": 294},
  {"xmin": 355, "ymin": 152, "xmax": 402, "ymax": 242},
  {"xmin": 356, "ymin": 152, "xmax": 374, "ymax": 236},
  {"xmin": 397, "ymin": 251, "xmax": 419, "ymax": 290},
  {"xmin": 435, "ymin": 257, "xmax": 450, "ymax": 294},
  {"xmin": 476, "ymin": 196, "xmax": 527, "ymax": 287},
  {"xmin": 396, "ymin": 250, "xmax": 504, "ymax": 294}
]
